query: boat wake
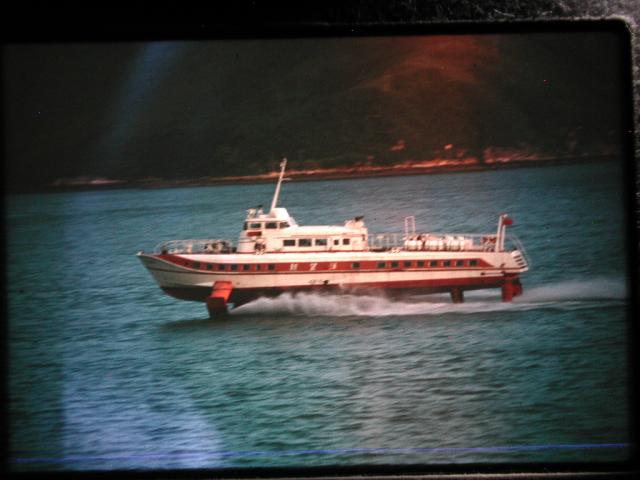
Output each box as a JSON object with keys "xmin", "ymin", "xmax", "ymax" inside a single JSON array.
[{"xmin": 232, "ymin": 277, "xmax": 627, "ymax": 317}]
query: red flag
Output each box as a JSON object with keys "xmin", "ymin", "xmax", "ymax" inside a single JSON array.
[{"xmin": 503, "ymin": 217, "xmax": 513, "ymax": 226}]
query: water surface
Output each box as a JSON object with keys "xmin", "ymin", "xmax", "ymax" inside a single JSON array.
[{"xmin": 7, "ymin": 161, "xmax": 631, "ymax": 470}]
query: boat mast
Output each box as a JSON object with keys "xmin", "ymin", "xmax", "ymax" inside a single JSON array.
[
  {"xmin": 495, "ymin": 213, "xmax": 513, "ymax": 252},
  {"xmin": 270, "ymin": 158, "xmax": 287, "ymax": 212}
]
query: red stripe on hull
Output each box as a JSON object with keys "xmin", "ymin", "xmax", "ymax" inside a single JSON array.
[
  {"xmin": 161, "ymin": 275, "xmax": 515, "ymax": 307},
  {"xmin": 154, "ymin": 253, "xmax": 495, "ymax": 273}
]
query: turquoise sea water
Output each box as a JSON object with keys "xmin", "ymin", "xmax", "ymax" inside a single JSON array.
[{"xmin": 7, "ymin": 161, "xmax": 631, "ymax": 471}]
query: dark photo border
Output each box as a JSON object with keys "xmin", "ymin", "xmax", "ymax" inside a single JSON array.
[{"xmin": 2, "ymin": 2, "xmax": 638, "ymax": 479}]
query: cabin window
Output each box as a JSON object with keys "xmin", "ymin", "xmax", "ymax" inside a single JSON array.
[
  {"xmin": 193, "ymin": 262, "xmax": 201, "ymax": 269},
  {"xmin": 334, "ymin": 239, "xmax": 340, "ymax": 246},
  {"xmin": 298, "ymin": 239, "xmax": 312, "ymax": 247},
  {"xmin": 283, "ymin": 239, "xmax": 295, "ymax": 247},
  {"xmin": 315, "ymin": 238, "xmax": 328, "ymax": 246},
  {"xmin": 206, "ymin": 264, "xmax": 213, "ymax": 270},
  {"xmin": 456, "ymin": 260, "xmax": 464, "ymax": 267},
  {"xmin": 377, "ymin": 262, "xmax": 386, "ymax": 268},
  {"xmin": 243, "ymin": 222, "xmax": 248, "ymax": 230},
  {"xmin": 469, "ymin": 259, "xmax": 478, "ymax": 266},
  {"xmin": 279, "ymin": 222, "xmax": 289, "ymax": 228},
  {"xmin": 342, "ymin": 238, "xmax": 350, "ymax": 245},
  {"xmin": 429, "ymin": 260, "xmax": 438, "ymax": 267},
  {"xmin": 249, "ymin": 222, "xmax": 261, "ymax": 229},
  {"xmin": 352, "ymin": 262, "xmax": 360, "ymax": 269},
  {"xmin": 404, "ymin": 261, "xmax": 412, "ymax": 267},
  {"xmin": 218, "ymin": 264, "xmax": 225, "ymax": 271},
  {"xmin": 443, "ymin": 260, "xmax": 451, "ymax": 267},
  {"xmin": 256, "ymin": 265, "xmax": 262, "ymax": 271},
  {"xmin": 268, "ymin": 264, "xmax": 275, "ymax": 271},
  {"xmin": 243, "ymin": 264, "xmax": 251, "ymax": 271},
  {"xmin": 391, "ymin": 261, "xmax": 399, "ymax": 268},
  {"xmin": 230, "ymin": 264, "xmax": 238, "ymax": 271},
  {"xmin": 417, "ymin": 261, "xmax": 425, "ymax": 267},
  {"xmin": 266, "ymin": 222, "xmax": 277, "ymax": 229}
]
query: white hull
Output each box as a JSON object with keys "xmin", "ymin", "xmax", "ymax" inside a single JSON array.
[{"xmin": 138, "ymin": 248, "xmax": 527, "ymax": 306}]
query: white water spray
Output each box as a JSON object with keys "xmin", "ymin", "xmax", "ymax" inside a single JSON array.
[{"xmin": 232, "ymin": 277, "xmax": 627, "ymax": 317}]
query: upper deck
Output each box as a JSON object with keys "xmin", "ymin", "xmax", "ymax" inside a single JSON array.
[
  {"xmin": 154, "ymin": 230, "xmax": 527, "ymax": 258},
  {"xmin": 150, "ymin": 158, "xmax": 528, "ymax": 266}
]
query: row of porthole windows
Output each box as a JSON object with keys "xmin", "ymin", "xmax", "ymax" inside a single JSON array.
[
  {"xmin": 190, "ymin": 262, "xmax": 276, "ymax": 271},
  {"xmin": 371, "ymin": 259, "xmax": 478, "ymax": 269},
  {"xmin": 283, "ymin": 238, "xmax": 349, "ymax": 247},
  {"xmin": 188, "ymin": 259, "xmax": 479, "ymax": 271}
]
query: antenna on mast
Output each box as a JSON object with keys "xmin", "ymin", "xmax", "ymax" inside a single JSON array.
[{"xmin": 270, "ymin": 158, "xmax": 287, "ymax": 212}]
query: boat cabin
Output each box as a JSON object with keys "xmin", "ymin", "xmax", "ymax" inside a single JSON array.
[{"xmin": 236, "ymin": 206, "xmax": 368, "ymax": 254}]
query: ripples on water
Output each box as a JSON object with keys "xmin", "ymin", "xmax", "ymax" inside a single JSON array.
[{"xmin": 7, "ymin": 162, "xmax": 632, "ymax": 470}]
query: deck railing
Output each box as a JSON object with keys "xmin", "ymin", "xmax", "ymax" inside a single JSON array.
[
  {"xmin": 506, "ymin": 234, "xmax": 532, "ymax": 267},
  {"xmin": 369, "ymin": 232, "xmax": 526, "ymax": 254},
  {"xmin": 154, "ymin": 239, "xmax": 234, "ymax": 254},
  {"xmin": 152, "ymin": 233, "xmax": 529, "ymax": 262}
]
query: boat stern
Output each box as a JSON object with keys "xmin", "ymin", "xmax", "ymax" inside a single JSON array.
[{"xmin": 510, "ymin": 249, "xmax": 530, "ymax": 273}]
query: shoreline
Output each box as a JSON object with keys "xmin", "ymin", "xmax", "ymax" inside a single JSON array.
[{"xmin": 14, "ymin": 155, "xmax": 617, "ymax": 194}]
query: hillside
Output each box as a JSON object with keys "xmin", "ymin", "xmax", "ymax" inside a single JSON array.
[{"xmin": 4, "ymin": 34, "xmax": 625, "ymax": 192}]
